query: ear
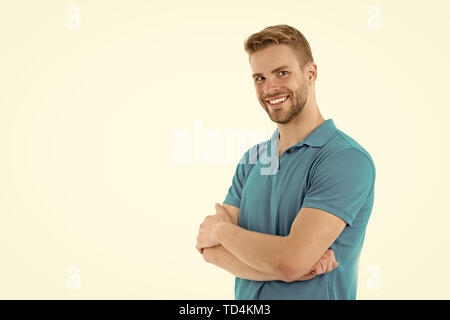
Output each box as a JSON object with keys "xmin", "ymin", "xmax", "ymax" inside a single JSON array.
[{"xmin": 307, "ymin": 62, "xmax": 317, "ymax": 82}]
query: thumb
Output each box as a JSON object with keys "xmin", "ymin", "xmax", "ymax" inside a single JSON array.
[{"xmin": 215, "ymin": 203, "xmax": 225, "ymax": 212}]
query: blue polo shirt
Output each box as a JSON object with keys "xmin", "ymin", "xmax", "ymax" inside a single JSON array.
[{"xmin": 223, "ymin": 119, "xmax": 376, "ymax": 300}]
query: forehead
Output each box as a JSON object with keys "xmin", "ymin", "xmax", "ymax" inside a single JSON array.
[{"xmin": 250, "ymin": 44, "xmax": 298, "ymax": 74}]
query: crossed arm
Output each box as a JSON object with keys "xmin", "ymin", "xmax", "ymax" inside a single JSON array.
[
  {"xmin": 198, "ymin": 203, "xmax": 342, "ymax": 282},
  {"xmin": 203, "ymin": 244, "xmax": 283, "ymax": 281}
]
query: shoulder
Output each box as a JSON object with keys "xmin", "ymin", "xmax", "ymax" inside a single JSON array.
[{"xmin": 311, "ymin": 129, "xmax": 376, "ymax": 180}]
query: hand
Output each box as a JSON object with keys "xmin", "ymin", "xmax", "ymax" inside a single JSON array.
[
  {"xmin": 214, "ymin": 203, "xmax": 233, "ymax": 224},
  {"xmin": 295, "ymin": 249, "xmax": 338, "ymax": 281},
  {"xmin": 196, "ymin": 203, "xmax": 230, "ymax": 254}
]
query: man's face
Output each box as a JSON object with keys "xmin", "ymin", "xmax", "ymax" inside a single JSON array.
[{"xmin": 250, "ymin": 44, "xmax": 309, "ymax": 124}]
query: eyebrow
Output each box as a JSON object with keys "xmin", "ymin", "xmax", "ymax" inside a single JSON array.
[{"xmin": 252, "ymin": 65, "xmax": 290, "ymax": 79}]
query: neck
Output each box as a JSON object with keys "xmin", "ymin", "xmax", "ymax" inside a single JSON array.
[{"xmin": 277, "ymin": 101, "xmax": 325, "ymax": 153}]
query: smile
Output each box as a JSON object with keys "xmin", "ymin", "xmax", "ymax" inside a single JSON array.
[{"xmin": 267, "ymin": 95, "xmax": 290, "ymax": 109}]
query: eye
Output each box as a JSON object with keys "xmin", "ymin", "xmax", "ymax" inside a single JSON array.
[{"xmin": 254, "ymin": 71, "xmax": 288, "ymax": 82}]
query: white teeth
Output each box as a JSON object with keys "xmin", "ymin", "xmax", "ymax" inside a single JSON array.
[{"xmin": 269, "ymin": 96, "xmax": 288, "ymax": 104}]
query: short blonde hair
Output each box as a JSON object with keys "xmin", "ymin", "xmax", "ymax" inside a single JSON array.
[{"xmin": 244, "ymin": 24, "xmax": 314, "ymax": 70}]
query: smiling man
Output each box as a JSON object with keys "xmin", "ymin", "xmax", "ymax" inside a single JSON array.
[{"xmin": 196, "ymin": 24, "xmax": 376, "ymax": 300}]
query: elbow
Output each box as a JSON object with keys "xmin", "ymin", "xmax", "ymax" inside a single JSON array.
[
  {"xmin": 276, "ymin": 258, "xmax": 309, "ymax": 283},
  {"xmin": 277, "ymin": 262, "xmax": 294, "ymax": 282},
  {"xmin": 277, "ymin": 237, "xmax": 314, "ymax": 282}
]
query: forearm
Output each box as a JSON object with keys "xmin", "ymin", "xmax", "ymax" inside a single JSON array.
[
  {"xmin": 213, "ymin": 222, "xmax": 290, "ymax": 278},
  {"xmin": 203, "ymin": 245, "xmax": 282, "ymax": 281}
]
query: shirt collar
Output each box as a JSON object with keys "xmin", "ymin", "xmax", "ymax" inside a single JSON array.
[{"xmin": 270, "ymin": 118, "xmax": 337, "ymax": 149}]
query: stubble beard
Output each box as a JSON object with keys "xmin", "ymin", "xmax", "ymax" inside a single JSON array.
[{"xmin": 262, "ymin": 84, "xmax": 309, "ymax": 125}]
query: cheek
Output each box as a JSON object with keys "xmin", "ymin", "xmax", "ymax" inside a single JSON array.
[{"xmin": 255, "ymin": 87, "xmax": 264, "ymax": 99}]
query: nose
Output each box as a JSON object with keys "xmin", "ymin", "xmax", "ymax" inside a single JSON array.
[{"xmin": 263, "ymin": 78, "xmax": 283, "ymax": 99}]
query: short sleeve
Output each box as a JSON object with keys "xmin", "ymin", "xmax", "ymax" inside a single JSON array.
[
  {"xmin": 223, "ymin": 151, "xmax": 249, "ymax": 208},
  {"xmin": 301, "ymin": 148, "xmax": 375, "ymax": 226}
]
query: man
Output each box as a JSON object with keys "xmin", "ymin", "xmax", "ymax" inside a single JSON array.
[{"xmin": 196, "ymin": 24, "xmax": 376, "ymax": 299}]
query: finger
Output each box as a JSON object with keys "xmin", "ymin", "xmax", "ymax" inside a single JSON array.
[
  {"xmin": 215, "ymin": 203, "xmax": 227, "ymax": 214},
  {"xmin": 327, "ymin": 249, "xmax": 336, "ymax": 262},
  {"xmin": 321, "ymin": 253, "xmax": 331, "ymax": 273},
  {"xmin": 314, "ymin": 258, "xmax": 324, "ymax": 275},
  {"xmin": 323, "ymin": 250, "xmax": 334, "ymax": 269},
  {"xmin": 196, "ymin": 241, "xmax": 204, "ymax": 254},
  {"xmin": 216, "ymin": 210, "xmax": 232, "ymax": 224},
  {"xmin": 196, "ymin": 236, "xmax": 204, "ymax": 250},
  {"xmin": 328, "ymin": 250, "xmax": 338, "ymax": 269},
  {"xmin": 296, "ymin": 272, "xmax": 317, "ymax": 281},
  {"xmin": 309, "ymin": 261, "xmax": 317, "ymax": 274},
  {"xmin": 319, "ymin": 257, "xmax": 327, "ymax": 274},
  {"xmin": 326, "ymin": 254, "xmax": 333, "ymax": 272},
  {"xmin": 216, "ymin": 210, "xmax": 226, "ymax": 218}
]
